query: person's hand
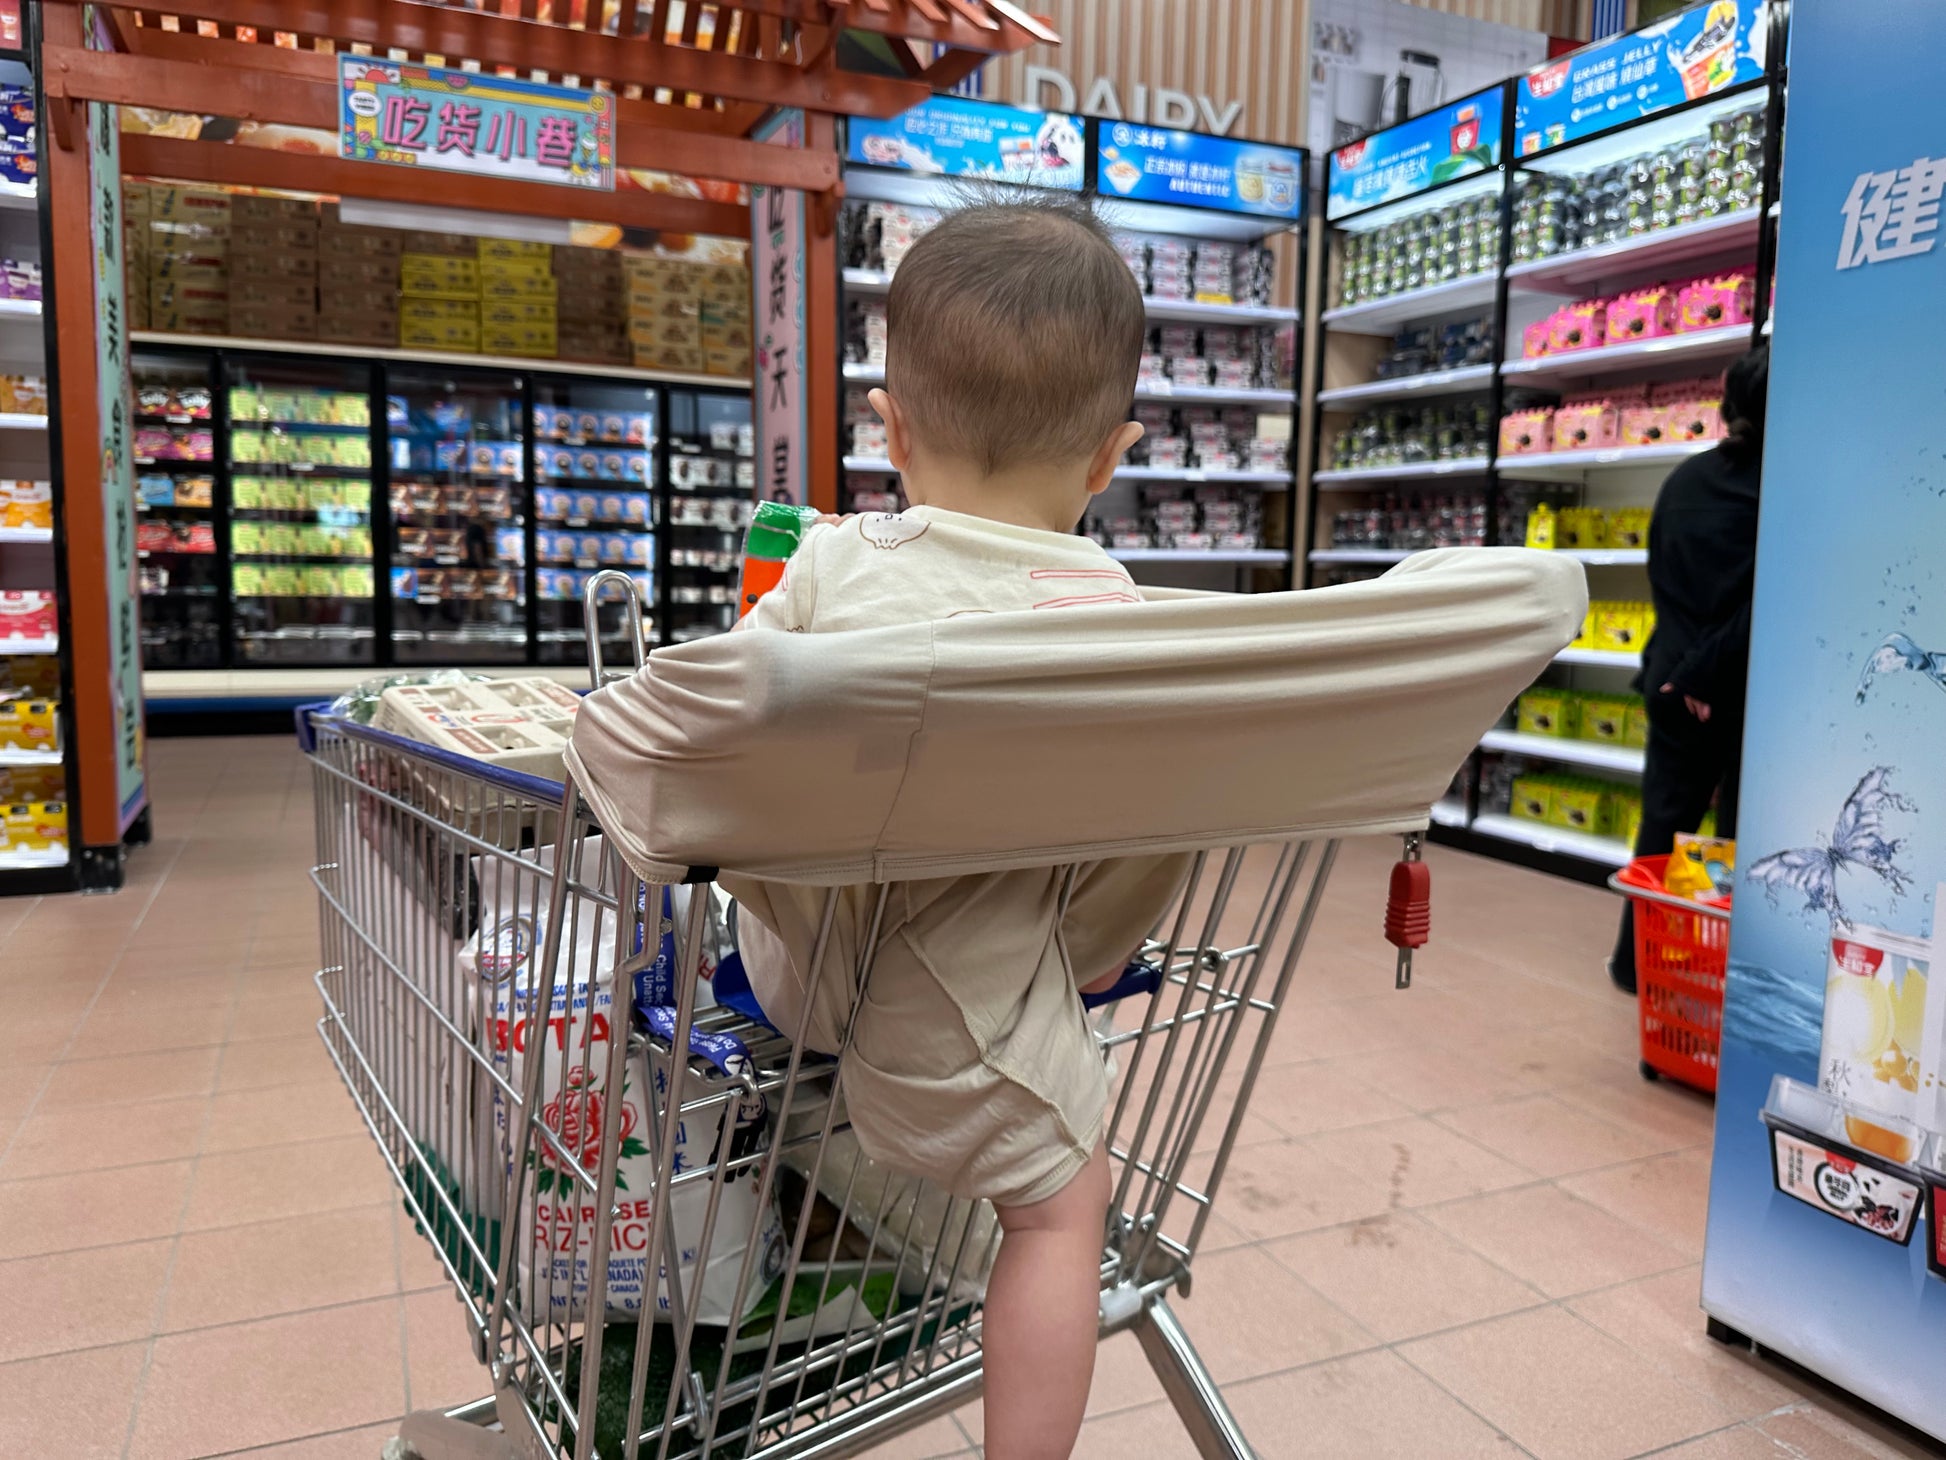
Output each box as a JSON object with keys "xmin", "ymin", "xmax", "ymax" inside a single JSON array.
[{"xmin": 1662, "ymin": 682, "xmax": 1711, "ymax": 722}]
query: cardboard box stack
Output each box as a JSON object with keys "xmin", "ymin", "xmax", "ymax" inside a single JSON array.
[
  {"xmin": 477, "ymin": 239, "xmax": 557, "ymax": 359},
  {"xmin": 228, "ymin": 195, "xmax": 319, "ymax": 342},
  {"xmin": 627, "ymin": 257, "xmax": 750, "ymax": 377},
  {"xmin": 146, "ymin": 186, "xmax": 231, "ymax": 337},
  {"xmin": 699, "ymin": 262, "xmax": 753, "ymax": 381},
  {"xmin": 553, "ymin": 245, "xmax": 629, "ymax": 366},
  {"xmin": 124, "ymin": 183, "xmax": 152, "ymax": 332},
  {"xmin": 399, "ymin": 230, "xmax": 479, "ymax": 354},
  {"xmin": 318, "ymin": 203, "xmax": 402, "ymax": 348}
]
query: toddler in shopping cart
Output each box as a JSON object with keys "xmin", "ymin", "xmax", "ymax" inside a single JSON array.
[{"xmin": 723, "ymin": 194, "xmax": 1183, "ymax": 1460}]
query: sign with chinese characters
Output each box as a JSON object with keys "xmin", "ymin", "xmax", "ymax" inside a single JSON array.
[
  {"xmin": 338, "ymin": 56, "xmax": 615, "ymax": 191},
  {"xmin": 845, "ymin": 96, "xmax": 1084, "ymax": 190},
  {"xmin": 87, "ymin": 21, "xmax": 148, "ymax": 830},
  {"xmin": 1515, "ymin": 0, "xmax": 1767, "ymax": 156},
  {"xmin": 1096, "ymin": 124, "xmax": 1304, "ymax": 221},
  {"xmin": 1837, "ymin": 159, "xmax": 1946, "ymax": 269},
  {"xmin": 753, "ymin": 110, "xmax": 807, "ymax": 506},
  {"xmin": 1326, "ymin": 87, "xmax": 1503, "ymax": 221}
]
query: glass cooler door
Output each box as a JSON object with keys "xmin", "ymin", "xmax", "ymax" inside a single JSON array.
[
  {"xmin": 664, "ymin": 389, "xmax": 754, "ymax": 644},
  {"xmin": 386, "ymin": 369, "xmax": 528, "ymax": 665},
  {"xmin": 531, "ymin": 380, "xmax": 657, "ymax": 667},
  {"xmin": 131, "ymin": 350, "xmax": 223, "ymax": 669},
  {"xmin": 226, "ymin": 357, "xmax": 378, "ymax": 668}
]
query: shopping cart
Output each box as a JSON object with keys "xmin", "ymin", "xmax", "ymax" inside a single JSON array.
[
  {"xmin": 304, "ymin": 577, "xmax": 1432, "ymax": 1460},
  {"xmin": 1610, "ymin": 854, "xmax": 1730, "ymax": 1094}
]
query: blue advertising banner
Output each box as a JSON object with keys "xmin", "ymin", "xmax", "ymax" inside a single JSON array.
[
  {"xmin": 1701, "ymin": 0, "xmax": 1946, "ymax": 1440},
  {"xmin": 338, "ymin": 57, "xmax": 615, "ymax": 190},
  {"xmin": 1515, "ymin": 0, "xmax": 1768, "ymax": 157},
  {"xmin": 845, "ymin": 96, "xmax": 1084, "ymax": 190},
  {"xmin": 1326, "ymin": 88, "xmax": 1502, "ymax": 221},
  {"xmin": 1095, "ymin": 124, "xmax": 1304, "ymax": 221}
]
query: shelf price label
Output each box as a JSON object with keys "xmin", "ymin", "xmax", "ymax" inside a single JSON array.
[{"xmin": 339, "ymin": 57, "xmax": 615, "ymax": 191}]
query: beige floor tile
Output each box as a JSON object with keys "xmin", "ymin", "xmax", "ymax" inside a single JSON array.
[
  {"xmin": 1266, "ymin": 1211, "xmax": 1544, "ymax": 1343},
  {"xmin": 183, "ymin": 1133, "xmax": 394, "ymax": 1231},
  {"xmin": 229, "ymin": 986, "xmax": 330, "ymax": 1042},
  {"xmin": 129, "ymin": 1298, "xmax": 407, "ymax": 1460},
  {"xmin": 163, "ymin": 1205, "xmax": 401, "ymax": 1332},
  {"xmin": 2, "ymin": 1094, "xmax": 209, "ymax": 1179},
  {"xmin": 1423, "ymin": 1182, "xmax": 1692, "ymax": 1299},
  {"xmin": 1238, "ymin": 1056, "xmax": 1413, "ymax": 1137},
  {"xmin": 0, "ymin": 1341, "xmax": 150, "ymax": 1459},
  {"xmin": 1301, "ymin": 1115, "xmax": 1536, "ymax": 1209},
  {"xmin": 64, "ymin": 1000, "xmax": 232, "ymax": 1060},
  {"xmin": 1433, "ymin": 1093, "xmax": 1676, "ymax": 1178},
  {"xmin": 0, "ymin": 1241, "xmax": 174, "ymax": 1362},
  {"xmin": 234, "ymin": 1421, "xmax": 406, "ymax": 1459},
  {"xmin": 1168, "ymin": 1243, "xmax": 1374, "ymax": 1383},
  {"xmin": 1554, "ymin": 1068, "xmax": 1720, "ymax": 1149},
  {"xmin": 201, "ymin": 1079, "xmax": 367, "ymax": 1154},
  {"xmin": 215, "ymin": 1030, "xmax": 339, "ymax": 1092},
  {"xmin": 1205, "ymin": 1136, "xmax": 1396, "ymax": 1241},
  {"xmin": 1652, "ymin": 1429, "xmax": 1799, "ymax": 1458},
  {"xmin": 1759, "ymin": 1403, "xmax": 1944, "ymax": 1459},
  {"xmin": 1070, "ymin": 1401, "xmax": 1201, "ymax": 1460},
  {"xmin": 1403, "ymin": 1305, "xmax": 1734, "ymax": 1460},
  {"xmin": 1224, "ymin": 1348, "xmax": 1526, "ymax": 1458},
  {"xmin": 855, "ymin": 1413, "xmax": 974, "ymax": 1459},
  {"xmin": 1558, "ymin": 1147, "xmax": 1715, "ymax": 1259},
  {"xmin": 0, "ymin": 1159, "xmax": 196, "ymax": 1259},
  {"xmin": 1567, "ymin": 1268, "xmax": 1801, "ymax": 1423},
  {"xmin": 1313, "ymin": 1042, "xmax": 1537, "ymax": 1114},
  {"xmin": 401, "ymin": 1288, "xmax": 493, "ymax": 1414},
  {"xmin": 36, "ymin": 1046, "xmax": 222, "ymax": 1112},
  {"xmin": 0, "ymin": 1060, "xmax": 51, "ymax": 1119}
]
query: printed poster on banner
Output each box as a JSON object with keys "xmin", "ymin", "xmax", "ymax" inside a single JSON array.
[
  {"xmin": 753, "ymin": 109, "xmax": 807, "ymax": 506},
  {"xmin": 1700, "ymin": 1, "xmax": 1946, "ymax": 1441},
  {"xmin": 1096, "ymin": 125, "xmax": 1304, "ymax": 221},
  {"xmin": 338, "ymin": 56, "xmax": 615, "ymax": 191},
  {"xmin": 1326, "ymin": 88, "xmax": 1503, "ymax": 221},
  {"xmin": 846, "ymin": 96, "xmax": 1084, "ymax": 191},
  {"xmin": 1516, "ymin": 0, "xmax": 1769, "ymax": 156}
]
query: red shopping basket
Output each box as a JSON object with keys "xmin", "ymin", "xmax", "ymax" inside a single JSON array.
[{"xmin": 1611, "ymin": 855, "xmax": 1730, "ymax": 1094}]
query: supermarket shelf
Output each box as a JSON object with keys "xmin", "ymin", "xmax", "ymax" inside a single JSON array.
[
  {"xmin": 0, "ymin": 412, "xmax": 47, "ymax": 431},
  {"xmin": 1496, "ymin": 441, "xmax": 1711, "ymax": 481},
  {"xmin": 1558, "ymin": 548, "xmax": 1647, "ymax": 566},
  {"xmin": 1498, "ymin": 325, "xmax": 1753, "ymax": 386},
  {"xmin": 1321, "ymin": 273, "xmax": 1499, "ymax": 335},
  {"xmin": 842, "ymin": 362, "xmax": 1293, "ymax": 408},
  {"xmin": 131, "ymin": 332, "xmax": 750, "ymax": 391},
  {"xmin": 1480, "ymin": 729, "xmax": 1645, "ymax": 774},
  {"xmin": 0, "ymin": 636, "xmax": 59, "ymax": 655},
  {"xmin": 1308, "ymin": 548, "xmax": 1413, "ymax": 565},
  {"xmin": 1467, "ymin": 812, "xmax": 1632, "ymax": 868},
  {"xmin": 0, "ymin": 183, "xmax": 39, "ymax": 212},
  {"xmin": 0, "ymin": 846, "xmax": 71, "ymax": 871},
  {"xmin": 0, "ymin": 746, "xmax": 63, "ymax": 767},
  {"xmin": 1109, "ymin": 547, "xmax": 1288, "ymax": 564},
  {"xmin": 0, "ymin": 297, "xmax": 42, "ymax": 320},
  {"xmin": 1312, "ymin": 456, "xmax": 1491, "ymax": 487},
  {"xmin": 1555, "ymin": 646, "xmax": 1641, "ymax": 670},
  {"xmin": 0, "ymin": 526, "xmax": 52, "ymax": 544},
  {"xmin": 843, "ymin": 456, "xmax": 1289, "ymax": 485},
  {"xmin": 1429, "ymin": 799, "xmax": 1468, "ymax": 829},
  {"xmin": 840, "ymin": 268, "xmax": 1298, "ymax": 326},
  {"xmin": 1317, "ymin": 364, "xmax": 1494, "ymax": 408},
  {"xmin": 1506, "ymin": 210, "xmax": 1763, "ymax": 294}
]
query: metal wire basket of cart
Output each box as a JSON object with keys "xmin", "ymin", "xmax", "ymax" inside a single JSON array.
[
  {"xmin": 305, "ymin": 552, "xmax": 1575, "ymax": 1460},
  {"xmin": 1611, "ymin": 854, "xmax": 1731, "ymax": 1094}
]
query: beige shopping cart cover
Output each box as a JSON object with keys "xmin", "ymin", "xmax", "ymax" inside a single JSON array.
[{"xmin": 564, "ymin": 547, "xmax": 1586, "ymax": 885}]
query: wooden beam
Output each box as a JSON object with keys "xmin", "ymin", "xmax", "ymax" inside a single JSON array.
[
  {"xmin": 120, "ymin": 133, "xmax": 752, "ymax": 238},
  {"xmin": 80, "ymin": 0, "xmax": 941, "ymax": 115},
  {"xmin": 47, "ymin": 42, "xmax": 839, "ymax": 190}
]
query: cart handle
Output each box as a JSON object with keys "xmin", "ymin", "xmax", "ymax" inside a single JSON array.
[{"xmin": 1606, "ymin": 870, "xmax": 1733, "ymax": 921}]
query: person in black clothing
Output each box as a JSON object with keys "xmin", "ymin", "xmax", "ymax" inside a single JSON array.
[{"xmin": 1610, "ymin": 344, "xmax": 1767, "ymax": 993}]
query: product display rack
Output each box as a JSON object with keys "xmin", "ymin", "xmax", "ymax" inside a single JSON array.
[
  {"xmin": 131, "ymin": 339, "xmax": 749, "ymax": 707},
  {"xmin": 833, "ymin": 97, "xmax": 1308, "ymax": 590},
  {"xmin": 1307, "ymin": 0, "xmax": 1785, "ymax": 885}
]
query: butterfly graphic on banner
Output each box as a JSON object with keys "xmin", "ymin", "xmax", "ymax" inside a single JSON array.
[
  {"xmin": 1855, "ymin": 632, "xmax": 1946, "ymax": 703},
  {"xmin": 1746, "ymin": 767, "xmax": 1916, "ymax": 922}
]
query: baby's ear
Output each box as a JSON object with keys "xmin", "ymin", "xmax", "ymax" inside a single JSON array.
[
  {"xmin": 1087, "ymin": 420, "xmax": 1146, "ymax": 497},
  {"xmin": 867, "ymin": 388, "xmax": 912, "ymax": 469}
]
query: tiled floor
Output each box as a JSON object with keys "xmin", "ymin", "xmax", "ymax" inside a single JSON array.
[{"xmin": 2, "ymin": 737, "xmax": 1938, "ymax": 1460}]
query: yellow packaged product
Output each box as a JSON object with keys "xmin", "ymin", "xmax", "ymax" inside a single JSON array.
[
  {"xmin": 1608, "ymin": 507, "xmax": 1652, "ymax": 550},
  {"xmin": 1556, "ymin": 506, "xmax": 1609, "ymax": 550},
  {"xmin": 1511, "ymin": 774, "xmax": 1556, "ymax": 823},
  {"xmin": 1524, "ymin": 503, "xmax": 1556, "ymax": 550},
  {"xmin": 1570, "ymin": 601, "xmax": 1601, "ymax": 649},
  {"xmin": 1549, "ymin": 779, "xmax": 1613, "ymax": 837},
  {"xmin": 3, "ymin": 480, "xmax": 51, "ymax": 530},
  {"xmin": 1579, "ymin": 693, "xmax": 1634, "ymax": 742},
  {"xmin": 479, "ymin": 267, "xmax": 558, "ymax": 302},
  {"xmin": 1594, "ymin": 601, "xmax": 1648, "ymax": 654},
  {"xmin": 1664, "ymin": 833, "xmax": 1735, "ymax": 899},
  {"xmin": 1623, "ymin": 699, "xmax": 1650, "ymax": 748},
  {"xmin": 400, "ymin": 296, "xmax": 478, "ymax": 326},
  {"xmin": 477, "ymin": 238, "xmax": 551, "ymax": 265},
  {"xmin": 0, "ymin": 698, "xmax": 57, "ymax": 752},
  {"xmin": 401, "ymin": 318, "xmax": 482, "ymax": 352},
  {"xmin": 1613, "ymin": 789, "xmax": 1644, "ymax": 849},
  {"xmin": 480, "ymin": 298, "xmax": 557, "ymax": 328},
  {"xmin": 400, "ymin": 253, "xmax": 480, "ymax": 299},
  {"xmin": 2, "ymin": 800, "xmax": 67, "ymax": 854},
  {"xmin": 1516, "ymin": 687, "xmax": 1579, "ymax": 737}
]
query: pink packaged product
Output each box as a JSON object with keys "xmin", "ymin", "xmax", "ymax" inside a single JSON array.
[
  {"xmin": 1499, "ymin": 408, "xmax": 1554, "ymax": 456},
  {"xmin": 1606, "ymin": 285, "xmax": 1679, "ymax": 344},
  {"xmin": 1548, "ymin": 299, "xmax": 1606, "ymax": 354},
  {"xmin": 1521, "ymin": 317, "xmax": 1553, "ymax": 359},
  {"xmin": 1620, "ymin": 402, "xmax": 1668, "ymax": 447},
  {"xmin": 1677, "ymin": 271, "xmax": 1756, "ymax": 332},
  {"xmin": 1654, "ymin": 376, "xmax": 1726, "ymax": 441},
  {"xmin": 0, "ymin": 590, "xmax": 54, "ymax": 640},
  {"xmin": 1551, "ymin": 393, "xmax": 1621, "ymax": 452}
]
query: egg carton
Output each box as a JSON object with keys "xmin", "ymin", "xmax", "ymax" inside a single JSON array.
[{"xmin": 375, "ymin": 677, "xmax": 582, "ymax": 782}]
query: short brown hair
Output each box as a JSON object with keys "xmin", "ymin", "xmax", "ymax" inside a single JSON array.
[{"xmin": 885, "ymin": 193, "xmax": 1145, "ymax": 474}]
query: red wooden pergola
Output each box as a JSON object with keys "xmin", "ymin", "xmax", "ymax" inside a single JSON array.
[{"xmin": 38, "ymin": 0, "xmax": 1059, "ymax": 867}]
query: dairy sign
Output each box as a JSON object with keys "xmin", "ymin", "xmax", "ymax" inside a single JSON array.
[{"xmin": 338, "ymin": 56, "xmax": 615, "ymax": 190}]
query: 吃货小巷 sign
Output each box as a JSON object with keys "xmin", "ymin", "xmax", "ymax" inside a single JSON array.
[{"xmin": 338, "ymin": 57, "xmax": 615, "ymax": 191}]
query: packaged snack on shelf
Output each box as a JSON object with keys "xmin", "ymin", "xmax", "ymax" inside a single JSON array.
[
  {"xmin": 1608, "ymin": 507, "xmax": 1652, "ymax": 549},
  {"xmin": 1556, "ymin": 506, "xmax": 1609, "ymax": 550},
  {"xmin": 1520, "ymin": 316, "xmax": 1553, "ymax": 359},
  {"xmin": 1594, "ymin": 601, "xmax": 1650, "ymax": 653},
  {"xmin": 1, "ymin": 801, "xmax": 67, "ymax": 855},
  {"xmin": 1511, "ymin": 774, "xmax": 1555, "ymax": 823},
  {"xmin": 1551, "ymin": 779, "xmax": 1615, "ymax": 836},
  {"xmin": 1549, "ymin": 299, "xmax": 1607, "ymax": 353},
  {"xmin": 1524, "ymin": 503, "xmax": 1557, "ymax": 550},
  {"xmin": 0, "ymin": 591, "xmax": 54, "ymax": 642},
  {"xmin": 1624, "ymin": 699, "xmax": 1650, "ymax": 749},
  {"xmin": 1517, "ymin": 687, "xmax": 1580, "ymax": 738},
  {"xmin": 1552, "ymin": 394, "xmax": 1622, "ymax": 452},
  {"xmin": 1580, "ymin": 694, "xmax": 1636, "ymax": 743},
  {"xmin": 1613, "ymin": 789, "xmax": 1644, "ymax": 849},
  {"xmin": 1678, "ymin": 271, "xmax": 1755, "ymax": 331},
  {"xmin": 1607, "ymin": 285, "xmax": 1679, "ymax": 343},
  {"xmin": 1570, "ymin": 602, "xmax": 1601, "ymax": 649},
  {"xmin": 1499, "ymin": 408, "xmax": 1554, "ymax": 456},
  {"xmin": 1620, "ymin": 401, "xmax": 1670, "ymax": 447},
  {"xmin": 3, "ymin": 480, "xmax": 50, "ymax": 531},
  {"xmin": 0, "ymin": 698, "xmax": 57, "ymax": 751}
]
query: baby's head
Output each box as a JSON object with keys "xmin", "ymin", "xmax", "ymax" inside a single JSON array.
[{"xmin": 871, "ymin": 193, "xmax": 1146, "ymax": 529}]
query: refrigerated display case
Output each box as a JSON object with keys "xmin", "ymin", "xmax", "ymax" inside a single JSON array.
[
  {"xmin": 385, "ymin": 367, "xmax": 526, "ymax": 666},
  {"xmin": 227, "ymin": 355, "xmax": 378, "ymax": 667},
  {"xmin": 665, "ymin": 387, "xmax": 753, "ymax": 644},
  {"xmin": 132, "ymin": 351, "xmax": 220, "ymax": 669},
  {"xmin": 531, "ymin": 379, "xmax": 657, "ymax": 666}
]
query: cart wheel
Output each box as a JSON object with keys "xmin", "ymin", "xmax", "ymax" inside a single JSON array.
[{"xmin": 1639, "ymin": 1060, "xmax": 1661, "ymax": 1082}]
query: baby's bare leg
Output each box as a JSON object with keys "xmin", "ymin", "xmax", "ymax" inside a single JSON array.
[{"xmin": 983, "ymin": 1144, "xmax": 1111, "ymax": 1460}]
